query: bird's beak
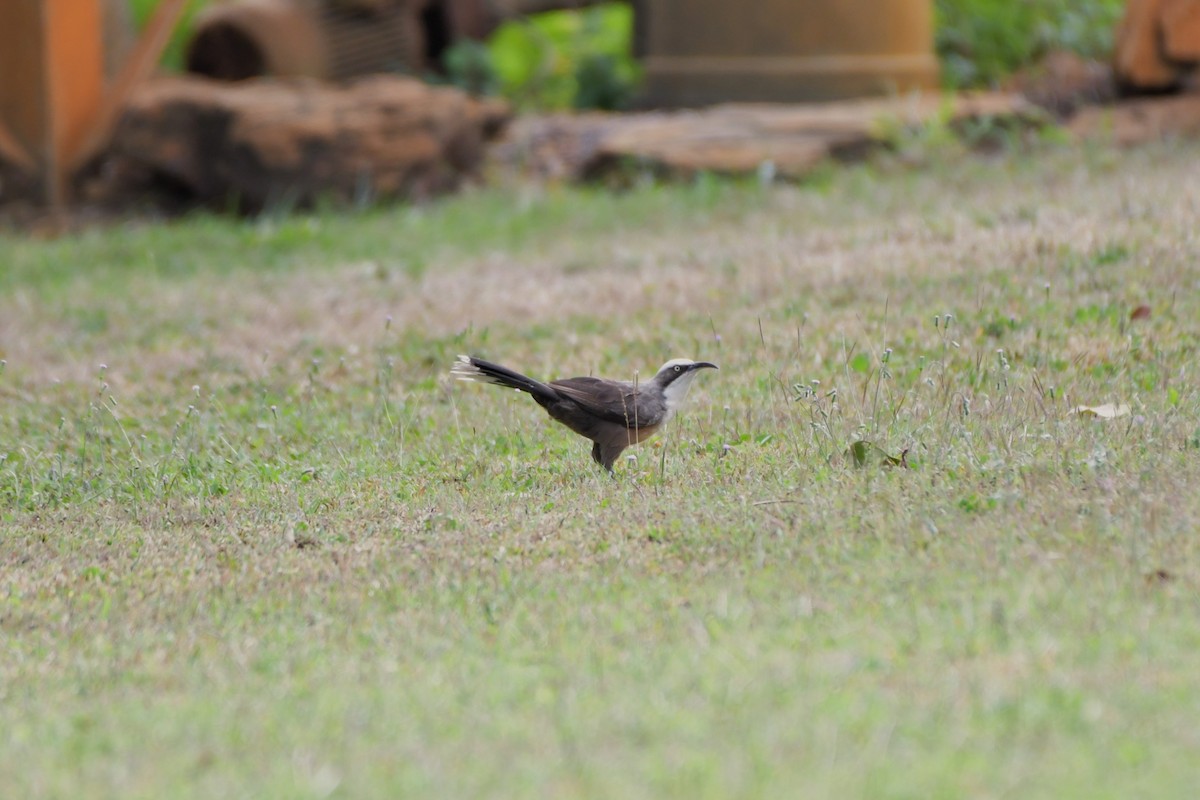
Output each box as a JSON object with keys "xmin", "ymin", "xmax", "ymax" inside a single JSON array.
[{"xmin": 693, "ymin": 361, "xmax": 718, "ymax": 371}]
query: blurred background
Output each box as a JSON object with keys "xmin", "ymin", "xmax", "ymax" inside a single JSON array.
[
  {"xmin": 1, "ymin": 0, "xmax": 1179, "ymax": 214},
  {"xmin": 116, "ymin": 0, "xmax": 1125, "ymax": 110}
]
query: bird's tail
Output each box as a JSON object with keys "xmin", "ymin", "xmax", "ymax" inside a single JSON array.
[{"xmin": 451, "ymin": 355, "xmax": 560, "ymax": 404}]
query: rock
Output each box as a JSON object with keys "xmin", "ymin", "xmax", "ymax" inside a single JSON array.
[
  {"xmin": 493, "ymin": 93, "xmax": 1039, "ymax": 182},
  {"xmin": 102, "ymin": 75, "xmax": 510, "ymax": 210},
  {"xmin": 1009, "ymin": 51, "xmax": 1116, "ymax": 116}
]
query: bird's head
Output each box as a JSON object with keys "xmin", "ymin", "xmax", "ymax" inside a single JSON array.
[{"xmin": 653, "ymin": 358, "xmax": 718, "ymax": 409}]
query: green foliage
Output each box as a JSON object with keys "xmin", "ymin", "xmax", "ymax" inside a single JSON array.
[
  {"xmin": 935, "ymin": 0, "xmax": 1126, "ymax": 88},
  {"xmin": 442, "ymin": 38, "xmax": 501, "ymax": 97},
  {"xmin": 573, "ymin": 53, "xmax": 633, "ymax": 111},
  {"xmin": 488, "ymin": 3, "xmax": 640, "ymax": 110},
  {"xmin": 127, "ymin": 0, "xmax": 211, "ymax": 72}
]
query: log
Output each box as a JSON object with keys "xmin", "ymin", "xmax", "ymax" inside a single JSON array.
[
  {"xmin": 493, "ymin": 93, "xmax": 1039, "ymax": 182},
  {"xmin": 103, "ymin": 75, "xmax": 510, "ymax": 211}
]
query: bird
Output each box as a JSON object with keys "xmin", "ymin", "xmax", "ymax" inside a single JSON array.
[{"xmin": 451, "ymin": 354, "xmax": 718, "ymax": 473}]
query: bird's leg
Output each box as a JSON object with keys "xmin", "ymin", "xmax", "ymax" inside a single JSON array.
[
  {"xmin": 590, "ymin": 441, "xmax": 618, "ymax": 478},
  {"xmin": 594, "ymin": 441, "xmax": 625, "ymax": 478}
]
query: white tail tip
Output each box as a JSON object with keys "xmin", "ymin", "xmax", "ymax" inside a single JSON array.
[{"xmin": 451, "ymin": 354, "xmax": 486, "ymax": 382}]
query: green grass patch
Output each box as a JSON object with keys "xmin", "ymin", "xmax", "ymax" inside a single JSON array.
[
  {"xmin": 3, "ymin": 142, "xmax": 1200, "ymax": 795},
  {"xmin": 1, "ymin": 177, "xmax": 757, "ymax": 299}
]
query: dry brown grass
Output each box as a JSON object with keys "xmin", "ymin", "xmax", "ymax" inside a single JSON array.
[{"xmin": 7, "ymin": 144, "xmax": 1198, "ymax": 396}]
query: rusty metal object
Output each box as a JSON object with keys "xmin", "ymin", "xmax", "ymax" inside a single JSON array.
[
  {"xmin": 320, "ymin": 3, "xmax": 423, "ymax": 79},
  {"xmin": 1163, "ymin": 0, "xmax": 1200, "ymax": 61},
  {"xmin": 103, "ymin": 0, "xmax": 137, "ymax": 79},
  {"xmin": 0, "ymin": 0, "xmax": 187, "ymax": 207},
  {"xmin": 633, "ymin": 0, "xmax": 939, "ymax": 106},
  {"xmin": 72, "ymin": 0, "xmax": 192, "ymax": 175},
  {"xmin": 0, "ymin": 0, "xmax": 104, "ymax": 204},
  {"xmin": 1116, "ymin": 0, "xmax": 1200, "ymax": 91}
]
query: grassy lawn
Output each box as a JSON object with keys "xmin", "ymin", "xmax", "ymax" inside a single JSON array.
[{"xmin": 3, "ymin": 140, "xmax": 1200, "ymax": 797}]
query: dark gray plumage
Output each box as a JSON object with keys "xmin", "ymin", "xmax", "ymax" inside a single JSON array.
[{"xmin": 451, "ymin": 355, "xmax": 717, "ymax": 473}]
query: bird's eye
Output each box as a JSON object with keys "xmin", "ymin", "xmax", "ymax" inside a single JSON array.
[{"xmin": 674, "ymin": 365, "xmax": 682, "ymax": 373}]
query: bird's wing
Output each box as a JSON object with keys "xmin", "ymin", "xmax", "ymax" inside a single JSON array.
[{"xmin": 549, "ymin": 377, "xmax": 650, "ymax": 428}]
